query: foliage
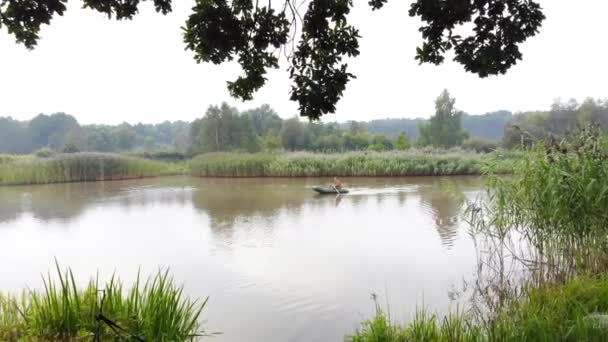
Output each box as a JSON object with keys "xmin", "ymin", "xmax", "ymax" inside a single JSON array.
[
  {"xmin": 350, "ymin": 127, "xmax": 608, "ymax": 342},
  {"xmin": 395, "ymin": 133, "xmax": 411, "ymax": 151},
  {"xmin": 0, "ymin": 112, "xmax": 189, "ymax": 154},
  {"xmin": 461, "ymin": 138, "xmax": 497, "ymax": 153},
  {"xmin": 190, "ymin": 150, "xmax": 513, "ymax": 178},
  {"xmin": 0, "ymin": 263, "xmax": 206, "ymax": 341},
  {"xmin": 489, "ymin": 125, "xmax": 608, "ymax": 238},
  {"xmin": 190, "ymin": 103, "xmax": 261, "ymax": 153},
  {"xmin": 419, "ymin": 90, "xmax": 468, "ymax": 148},
  {"xmin": 0, "ymin": 117, "xmax": 29, "ymax": 154},
  {"xmin": 502, "ymin": 98, "xmax": 608, "ymax": 148},
  {"xmin": 477, "ymin": 126, "xmax": 608, "ymax": 278},
  {"xmin": 2, "ymin": 1, "xmax": 544, "ymax": 119},
  {"xmin": 349, "ymin": 275, "xmax": 608, "ymax": 342},
  {"xmin": 129, "ymin": 150, "xmax": 188, "ymax": 162},
  {"xmin": 33, "ymin": 147, "xmax": 56, "ymax": 158},
  {"xmin": 0, "ymin": 153, "xmax": 181, "ymax": 186},
  {"xmin": 280, "ymin": 117, "xmax": 310, "ymax": 151}
]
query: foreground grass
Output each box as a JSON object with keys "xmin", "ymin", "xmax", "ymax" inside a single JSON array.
[
  {"xmin": 0, "ymin": 264, "xmax": 206, "ymax": 341},
  {"xmin": 191, "ymin": 150, "xmax": 517, "ymax": 177},
  {"xmin": 0, "ymin": 152, "xmax": 185, "ymax": 186},
  {"xmin": 351, "ymin": 275, "xmax": 608, "ymax": 342}
]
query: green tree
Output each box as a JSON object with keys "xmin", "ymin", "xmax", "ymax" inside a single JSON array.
[
  {"xmin": 0, "ymin": 117, "xmax": 29, "ymax": 154},
  {"xmin": 3, "ymin": 1, "xmax": 545, "ymax": 120},
  {"xmin": 395, "ymin": 133, "xmax": 411, "ymax": 150},
  {"xmin": 244, "ymin": 104, "xmax": 283, "ymax": 136},
  {"xmin": 63, "ymin": 126, "xmax": 87, "ymax": 151},
  {"xmin": 343, "ymin": 132, "xmax": 370, "ymax": 151},
  {"xmin": 419, "ymin": 90, "xmax": 467, "ymax": 148},
  {"xmin": 113, "ymin": 123, "xmax": 137, "ymax": 150},
  {"xmin": 262, "ymin": 133, "xmax": 281, "ymax": 151},
  {"xmin": 280, "ymin": 117, "xmax": 309, "ymax": 151},
  {"xmin": 368, "ymin": 134, "xmax": 393, "ymax": 152},
  {"xmin": 86, "ymin": 126, "xmax": 115, "ymax": 152},
  {"xmin": 28, "ymin": 113, "xmax": 79, "ymax": 150}
]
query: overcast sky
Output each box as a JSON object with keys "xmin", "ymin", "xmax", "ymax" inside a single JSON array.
[{"xmin": 0, "ymin": 0, "xmax": 606, "ymax": 125}]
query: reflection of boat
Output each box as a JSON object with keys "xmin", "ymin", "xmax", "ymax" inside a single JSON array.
[{"xmin": 313, "ymin": 186, "xmax": 349, "ymax": 194}]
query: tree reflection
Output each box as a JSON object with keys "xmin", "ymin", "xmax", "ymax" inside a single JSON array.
[
  {"xmin": 0, "ymin": 177, "xmax": 194, "ymax": 225},
  {"xmin": 417, "ymin": 177, "xmax": 480, "ymax": 248}
]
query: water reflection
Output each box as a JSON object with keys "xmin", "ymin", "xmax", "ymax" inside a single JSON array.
[
  {"xmin": 417, "ymin": 178, "xmax": 476, "ymax": 248},
  {"xmin": 0, "ymin": 175, "xmax": 484, "ymax": 342},
  {"xmin": 0, "ymin": 178, "xmax": 194, "ymax": 225},
  {"xmin": 0, "ymin": 176, "xmax": 481, "ymax": 248}
]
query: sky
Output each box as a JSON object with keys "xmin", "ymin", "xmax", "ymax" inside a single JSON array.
[{"xmin": 0, "ymin": 0, "xmax": 606, "ymax": 125}]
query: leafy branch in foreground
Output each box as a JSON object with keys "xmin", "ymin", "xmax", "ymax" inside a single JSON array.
[{"xmin": 1, "ymin": 0, "xmax": 545, "ymax": 120}]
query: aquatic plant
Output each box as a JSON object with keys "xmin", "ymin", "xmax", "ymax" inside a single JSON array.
[
  {"xmin": 350, "ymin": 275, "xmax": 608, "ymax": 341},
  {"xmin": 471, "ymin": 125, "xmax": 608, "ymax": 282},
  {"xmin": 0, "ymin": 263, "xmax": 207, "ymax": 341},
  {"xmin": 190, "ymin": 150, "xmax": 516, "ymax": 177},
  {"xmin": 0, "ymin": 152, "xmax": 182, "ymax": 186}
]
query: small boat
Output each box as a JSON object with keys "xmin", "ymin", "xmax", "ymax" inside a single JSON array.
[{"xmin": 313, "ymin": 186, "xmax": 349, "ymax": 194}]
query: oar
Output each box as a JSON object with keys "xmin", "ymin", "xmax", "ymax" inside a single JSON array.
[{"xmin": 332, "ymin": 184, "xmax": 340, "ymax": 196}]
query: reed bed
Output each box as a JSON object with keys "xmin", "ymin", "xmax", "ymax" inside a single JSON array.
[
  {"xmin": 190, "ymin": 151, "xmax": 516, "ymax": 177},
  {"xmin": 350, "ymin": 275, "xmax": 608, "ymax": 342},
  {"xmin": 0, "ymin": 153, "xmax": 182, "ymax": 185},
  {"xmin": 0, "ymin": 263, "xmax": 207, "ymax": 341}
]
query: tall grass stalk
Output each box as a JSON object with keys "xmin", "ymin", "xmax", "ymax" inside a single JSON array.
[
  {"xmin": 0, "ymin": 263, "xmax": 207, "ymax": 341},
  {"xmin": 191, "ymin": 150, "xmax": 516, "ymax": 177},
  {"xmin": 0, "ymin": 152, "xmax": 182, "ymax": 186},
  {"xmin": 351, "ymin": 275, "xmax": 608, "ymax": 341}
]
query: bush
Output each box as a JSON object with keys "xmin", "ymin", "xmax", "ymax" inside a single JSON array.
[
  {"xmin": 34, "ymin": 148, "xmax": 56, "ymax": 158},
  {"xmin": 462, "ymin": 138, "xmax": 497, "ymax": 153},
  {"xmin": 134, "ymin": 150, "xmax": 188, "ymax": 162}
]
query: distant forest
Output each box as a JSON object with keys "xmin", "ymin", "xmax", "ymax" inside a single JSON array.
[{"xmin": 1, "ymin": 98, "xmax": 606, "ymax": 155}]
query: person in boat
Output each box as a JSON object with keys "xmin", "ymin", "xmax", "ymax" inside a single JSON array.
[{"xmin": 333, "ymin": 177, "xmax": 343, "ymax": 190}]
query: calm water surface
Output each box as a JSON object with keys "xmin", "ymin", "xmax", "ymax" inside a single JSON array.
[{"xmin": 0, "ymin": 176, "xmax": 484, "ymax": 341}]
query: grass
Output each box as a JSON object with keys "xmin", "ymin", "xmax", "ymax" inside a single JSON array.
[
  {"xmin": 0, "ymin": 152, "xmax": 185, "ymax": 186},
  {"xmin": 352, "ymin": 127, "xmax": 608, "ymax": 341},
  {"xmin": 0, "ymin": 263, "xmax": 207, "ymax": 341},
  {"xmin": 190, "ymin": 150, "xmax": 517, "ymax": 177},
  {"xmin": 350, "ymin": 275, "xmax": 608, "ymax": 342}
]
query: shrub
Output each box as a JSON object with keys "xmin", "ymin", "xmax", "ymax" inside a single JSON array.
[{"xmin": 462, "ymin": 138, "xmax": 498, "ymax": 153}]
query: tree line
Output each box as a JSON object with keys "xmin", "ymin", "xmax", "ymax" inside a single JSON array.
[
  {"xmin": 0, "ymin": 113, "xmax": 189, "ymax": 154},
  {"xmin": 2, "ymin": 91, "xmax": 607, "ymax": 155}
]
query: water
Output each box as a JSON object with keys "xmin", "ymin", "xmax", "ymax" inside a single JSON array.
[{"xmin": 0, "ymin": 176, "xmax": 483, "ymax": 341}]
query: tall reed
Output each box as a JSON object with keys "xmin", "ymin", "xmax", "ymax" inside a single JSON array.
[
  {"xmin": 0, "ymin": 263, "xmax": 207, "ymax": 341},
  {"xmin": 0, "ymin": 152, "xmax": 181, "ymax": 186},
  {"xmin": 350, "ymin": 275, "xmax": 608, "ymax": 342},
  {"xmin": 190, "ymin": 150, "xmax": 515, "ymax": 177}
]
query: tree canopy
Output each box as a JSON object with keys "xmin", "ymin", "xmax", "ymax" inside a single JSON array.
[
  {"xmin": 419, "ymin": 89, "xmax": 468, "ymax": 148},
  {"xmin": 1, "ymin": 0, "xmax": 545, "ymax": 120}
]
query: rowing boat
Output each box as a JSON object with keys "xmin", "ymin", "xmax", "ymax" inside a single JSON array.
[{"xmin": 313, "ymin": 186, "xmax": 349, "ymax": 194}]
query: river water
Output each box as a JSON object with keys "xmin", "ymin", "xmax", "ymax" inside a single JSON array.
[{"xmin": 0, "ymin": 176, "xmax": 484, "ymax": 341}]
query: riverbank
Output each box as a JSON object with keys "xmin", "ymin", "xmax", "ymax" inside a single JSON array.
[
  {"xmin": 190, "ymin": 150, "xmax": 517, "ymax": 177},
  {"xmin": 0, "ymin": 150, "xmax": 517, "ymax": 185},
  {"xmin": 0, "ymin": 153, "xmax": 185, "ymax": 186},
  {"xmin": 350, "ymin": 127, "xmax": 608, "ymax": 341},
  {"xmin": 0, "ymin": 264, "xmax": 205, "ymax": 341},
  {"xmin": 350, "ymin": 275, "xmax": 608, "ymax": 342}
]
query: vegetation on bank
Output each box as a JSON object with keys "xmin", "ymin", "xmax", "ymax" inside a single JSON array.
[
  {"xmin": 0, "ymin": 153, "xmax": 183, "ymax": 186},
  {"xmin": 351, "ymin": 126, "xmax": 608, "ymax": 341},
  {"xmin": 0, "ymin": 264, "xmax": 206, "ymax": 341},
  {"xmin": 0, "ymin": 148, "xmax": 516, "ymax": 185},
  {"xmin": 351, "ymin": 275, "xmax": 608, "ymax": 342},
  {"xmin": 190, "ymin": 150, "xmax": 517, "ymax": 177}
]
